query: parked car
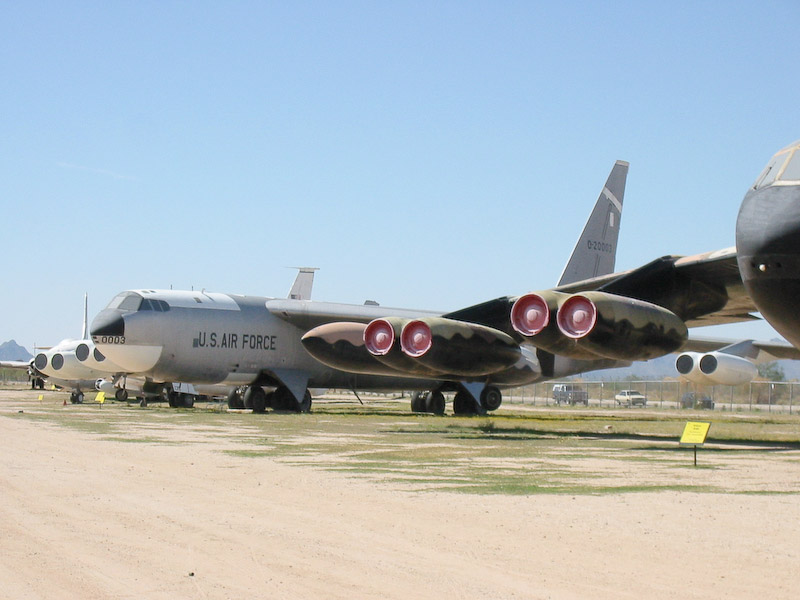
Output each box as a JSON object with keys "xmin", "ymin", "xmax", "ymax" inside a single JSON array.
[
  {"xmin": 680, "ymin": 392, "xmax": 715, "ymax": 410},
  {"xmin": 614, "ymin": 389, "xmax": 647, "ymax": 407},
  {"xmin": 552, "ymin": 384, "xmax": 589, "ymax": 405}
]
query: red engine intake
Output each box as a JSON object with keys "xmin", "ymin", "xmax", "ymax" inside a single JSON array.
[
  {"xmin": 401, "ymin": 320, "xmax": 433, "ymax": 357},
  {"xmin": 510, "ymin": 293, "xmax": 550, "ymax": 336},
  {"xmin": 557, "ymin": 295, "xmax": 598, "ymax": 338},
  {"xmin": 364, "ymin": 319, "xmax": 395, "ymax": 356}
]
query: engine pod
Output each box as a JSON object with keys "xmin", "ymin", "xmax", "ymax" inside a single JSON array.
[
  {"xmin": 556, "ymin": 291, "xmax": 688, "ymax": 361},
  {"xmin": 676, "ymin": 351, "xmax": 757, "ymax": 385},
  {"xmin": 401, "ymin": 317, "xmax": 522, "ymax": 376},
  {"xmin": 700, "ymin": 352, "xmax": 757, "ymax": 385},
  {"xmin": 509, "ymin": 291, "xmax": 598, "ymax": 359},
  {"xmin": 301, "ymin": 322, "xmax": 405, "ymax": 376},
  {"xmin": 364, "ymin": 317, "xmax": 443, "ymax": 376}
]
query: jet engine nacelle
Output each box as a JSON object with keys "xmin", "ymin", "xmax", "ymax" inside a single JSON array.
[
  {"xmin": 510, "ymin": 290, "xmax": 597, "ymax": 359},
  {"xmin": 76, "ymin": 342, "xmax": 111, "ymax": 371},
  {"xmin": 306, "ymin": 316, "xmax": 525, "ymax": 379},
  {"xmin": 34, "ymin": 346, "xmax": 86, "ymax": 379},
  {"xmin": 395, "ymin": 317, "xmax": 521, "ymax": 377},
  {"xmin": 301, "ymin": 321, "xmax": 408, "ymax": 377},
  {"xmin": 95, "ymin": 378, "xmax": 117, "ymax": 394},
  {"xmin": 363, "ymin": 317, "xmax": 443, "ymax": 376},
  {"xmin": 511, "ymin": 291, "xmax": 687, "ymax": 361},
  {"xmin": 676, "ymin": 351, "xmax": 757, "ymax": 385},
  {"xmin": 556, "ymin": 291, "xmax": 688, "ymax": 360}
]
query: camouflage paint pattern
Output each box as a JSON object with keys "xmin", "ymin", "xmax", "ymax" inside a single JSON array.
[
  {"xmin": 565, "ymin": 291, "xmax": 687, "ymax": 361},
  {"xmin": 300, "ymin": 322, "xmax": 403, "ymax": 377},
  {"xmin": 511, "ymin": 290, "xmax": 599, "ymax": 360},
  {"xmin": 407, "ymin": 317, "xmax": 521, "ymax": 376}
]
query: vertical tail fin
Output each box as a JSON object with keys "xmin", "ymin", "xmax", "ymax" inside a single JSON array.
[
  {"xmin": 288, "ymin": 267, "xmax": 319, "ymax": 300},
  {"xmin": 81, "ymin": 293, "xmax": 89, "ymax": 340},
  {"xmin": 558, "ymin": 160, "xmax": 628, "ymax": 286}
]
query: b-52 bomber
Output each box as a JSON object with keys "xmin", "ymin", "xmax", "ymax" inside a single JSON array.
[{"xmin": 89, "ymin": 150, "xmax": 791, "ymax": 415}]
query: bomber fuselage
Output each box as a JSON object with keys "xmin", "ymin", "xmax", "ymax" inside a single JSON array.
[
  {"xmin": 736, "ymin": 140, "xmax": 800, "ymax": 348},
  {"xmin": 90, "ymin": 289, "xmax": 503, "ymax": 391}
]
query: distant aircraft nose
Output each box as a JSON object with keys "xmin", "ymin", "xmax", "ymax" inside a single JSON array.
[{"xmin": 91, "ymin": 310, "xmax": 126, "ymax": 337}]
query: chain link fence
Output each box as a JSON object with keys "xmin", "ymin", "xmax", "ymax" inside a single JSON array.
[{"xmin": 504, "ymin": 380, "xmax": 797, "ymax": 414}]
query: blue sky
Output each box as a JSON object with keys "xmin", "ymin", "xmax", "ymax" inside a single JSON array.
[{"xmin": 2, "ymin": 1, "xmax": 798, "ymax": 352}]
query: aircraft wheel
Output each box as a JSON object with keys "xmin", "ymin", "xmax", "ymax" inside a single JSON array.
[
  {"xmin": 410, "ymin": 392, "xmax": 428, "ymax": 413},
  {"xmin": 427, "ymin": 390, "xmax": 445, "ymax": 415},
  {"xmin": 481, "ymin": 386, "xmax": 502, "ymax": 411},
  {"xmin": 298, "ymin": 390, "xmax": 312, "ymax": 413},
  {"xmin": 115, "ymin": 388, "xmax": 128, "ymax": 402},
  {"xmin": 244, "ymin": 386, "xmax": 267, "ymax": 413},
  {"xmin": 276, "ymin": 386, "xmax": 304, "ymax": 412},
  {"xmin": 453, "ymin": 392, "xmax": 475, "ymax": 415},
  {"xmin": 139, "ymin": 397, "xmax": 148, "ymax": 407},
  {"xmin": 226, "ymin": 389, "xmax": 243, "ymax": 409},
  {"xmin": 181, "ymin": 393, "xmax": 195, "ymax": 408},
  {"xmin": 271, "ymin": 387, "xmax": 287, "ymax": 411}
]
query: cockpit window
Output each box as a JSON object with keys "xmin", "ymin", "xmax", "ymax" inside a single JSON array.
[
  {"xmin": 139, "ymin": 298, "xmax": 170, "ymax": 312},
  {"xmin": 781, "ymin": 150, "xmax": 800, "ymax": 182},
  {"xmin": 105, "ymin": 292, "xmax": 143, "ymax": 312},
  {"xmin": 754, "ymin": 153, "xmax": 786, "ymax": 189},
  {"xmin": 118, "ymin": 294, "xmax": 143, "ymax": 312},
  {"xmin": 754, "ymin": 143, "xmax": 800, "ymax": 189}
]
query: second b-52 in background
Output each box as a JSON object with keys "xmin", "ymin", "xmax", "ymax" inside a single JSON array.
[{"xmin": 89, "ymin": 142, "xmax": 800, "ymax": 414}]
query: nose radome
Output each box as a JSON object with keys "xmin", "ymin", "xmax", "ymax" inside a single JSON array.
[{"xmin": 91, "ymin": 310, "xmax": 126, "ymax": 337}]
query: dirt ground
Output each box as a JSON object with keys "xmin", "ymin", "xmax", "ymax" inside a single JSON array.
[{"xmin": 1, "ymin": 388, "xmax": 798, "ymax": 599}]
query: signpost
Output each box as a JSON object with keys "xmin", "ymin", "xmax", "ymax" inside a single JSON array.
[{"xmin": 680, "ymin": 421, "xmax": 711, "ymax": 466}]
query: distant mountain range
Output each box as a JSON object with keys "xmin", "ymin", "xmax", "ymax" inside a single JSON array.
[{"xmin": 0, "ymin": 340, "xmax": 33, "ymax": 362}]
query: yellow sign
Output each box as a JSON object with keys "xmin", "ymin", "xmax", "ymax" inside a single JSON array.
[
  {"xmin": 680, "ymin": 421, "xmax": 711, "ymax": 446},
  {"xmin": 95, "ymin": 391, "xmax": 106, "ymax": 404}
]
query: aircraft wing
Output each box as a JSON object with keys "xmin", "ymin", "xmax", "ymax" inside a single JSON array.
[
  {"xmin": 446, "ymin": 246, "xmax": 757, "ymax": 330},
  {"xmin": 681, "ymin": 336, "xmax": 800, "ymax": 361},
  {"xmin": 596, "ymin": 247, "xmax": 756, "ymax": 327},
  {"xmin": 0, "ymin": 360, "xmax": 32, "ymax": 370},
  {"xmin": 266, "ymin": 299, "xmax": 441, "ymax": 331}
]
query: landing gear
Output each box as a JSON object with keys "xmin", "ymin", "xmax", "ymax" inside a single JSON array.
[
  {"xmin": 480, "ymin": 386, "xmax": 503, "ymax": 411},
  {"xmin": 453, "ymin": 385, "xmax": 502, "ymax": 416},
  {"xmin": 115, "ymin": 388, "xmax": 128, "ymax": 402},
  {"xmin": 244, "ymin": 386, "xmax": 267, "ymax": 413},
  {"xmin": 298, "ymin": 390, "xmax": 312, "ymax": 413},
  {"xmin": 411, "ymin": 392, "xmax": 427, "ymax": 412},
  {"xmin": 452, "ymin": 391, "xmax": 476, "ymax": 415},
  {"xmin": 69, "ymin": 391, "xmax": 84, "ymax": 404},
  {"xmin": 270, "ymin": 387, "xmax": 312, "ymax": 413},
  {"xmin": 227, "ymin": 388, "xmax": 244, "ymax": 409},
  {"xmin": 410, "ymin": 390, "xmax": 446, "ymax": 415}
]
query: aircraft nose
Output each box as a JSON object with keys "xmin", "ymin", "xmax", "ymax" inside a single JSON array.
[{"xmin": 91, "ymin": 310, "xmax": 126, "ymax": 337}]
